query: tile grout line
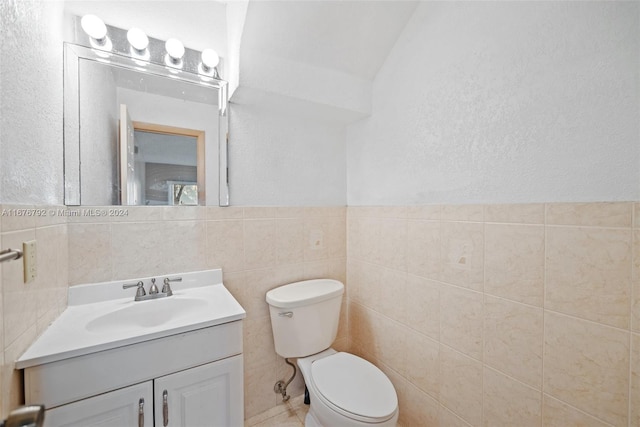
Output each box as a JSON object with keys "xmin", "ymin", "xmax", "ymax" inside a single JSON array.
[
  {"xmin": 542, "ymin": 393, "xmax": 616, "ymax": 427},
  {"xmin": 541, "ymin": 202, "xmax": 548, "ymax": 427},
  {"xmin": 628, "ymin": 204, "xmax": 635, "ymax": 427},
  {"xmin": 437, "ymin": 215, "xmax": 444, "ymax": 424},
  {"xmin": 481, "ymin": 216, "xmax": 486, "ymax": 426}
]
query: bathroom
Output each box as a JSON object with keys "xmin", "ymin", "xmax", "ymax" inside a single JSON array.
[{"xmin": 0, "ymin": 0, "xmax": 638, "ymax": 426}]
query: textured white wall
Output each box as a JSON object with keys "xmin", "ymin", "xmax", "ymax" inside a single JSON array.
[
  {"xmin": 225, "ymin": 0, "xmax": 249, "ymax": 96},
  {"xmin": 0, "ymin": 9, "xmax": 3, "ymax": 202},
  {"xmin": 347, "ymin": 1, "xmax": 640, "ymax": 205},
  {"xmin": 0, "ymin": 0, "xmax": 65, "ymax": 204},
  {"xmin": 79, "ymin": 61, "xmax": 118, "ymax": 205},
  {"xmin": 229, "ymin": 102, "xmax": 346, "ymax": 206}
]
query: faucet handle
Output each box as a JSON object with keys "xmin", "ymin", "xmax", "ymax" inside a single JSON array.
[
  {"xmin": 123, "ymin": 281, "xmax": 146, "ymax": 298},
  {"xmin": 149, "ymin": 278, "xmax": 159, "ymax": 295},
  {"xmin": 162, "ymin": 277, "xmax": 181, "ymax": 296}
]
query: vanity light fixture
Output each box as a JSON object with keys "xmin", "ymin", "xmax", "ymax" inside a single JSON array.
[
  {"xmin": 81, "ymin": 15, "xmax": 110, "ymax": 49},
  {"xmin": 127, "ymin": 27, "xmax": 150, "ymax": 63},
  {"xmin": 127, "ymin": 28, "xmax": 149, "ymax": 52},
  {"xmin": 199, "ymin": 48, "xmax": 220, "ymax": 78},
  {"xmin": 165, "ymin": 38, "xmax": 185, "ymax": 68},
  {"xmin": 201, "ymin": 49, "xmax": 219, "ymax": 69},
  {"xmin": 75, "ymin": 18, "xmax": 223, "ymax": 79}
]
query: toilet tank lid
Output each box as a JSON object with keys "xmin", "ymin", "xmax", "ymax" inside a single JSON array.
[{"xmin": 266, "ymin": 279, "xmax": 344, "ymax": 309}]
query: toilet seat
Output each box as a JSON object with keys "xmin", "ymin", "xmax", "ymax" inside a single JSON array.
[{"xmin": 310, "ymin": 352, "xmax": 398, "ymax": 423}]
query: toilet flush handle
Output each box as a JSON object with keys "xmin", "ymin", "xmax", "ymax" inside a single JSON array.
[{"xmin": 279, "ymin": 311, "xmax": 293, "ymax": 318}]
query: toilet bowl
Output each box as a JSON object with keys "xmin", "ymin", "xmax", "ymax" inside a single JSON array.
[
  {"xmin": 297, "ymin": 349, "xmax": 398, "ymax": 427},
  {"xmin": 266, "ymin": 279, "xmax": 399, "ymax": 427}
]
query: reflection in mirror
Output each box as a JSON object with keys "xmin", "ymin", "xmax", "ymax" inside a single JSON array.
[
  {"xmin": 169, "ymin": 183, "xmax": 198, "ymax": 206},
  {"xmin": 79, "ymin": 59, "xmax": 215, "ymax": 206},
  {"xmin": 64, "ymin": 41, "xmax": 229, "ymax": 206},
  {"xmin": 131, "ymin": 126, "xmax": 204, "ymax": 206}
]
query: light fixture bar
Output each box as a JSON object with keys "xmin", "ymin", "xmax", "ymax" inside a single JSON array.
[{"xmin": 74, "ymin": 15, "xmax": 223, "ymax": 80}]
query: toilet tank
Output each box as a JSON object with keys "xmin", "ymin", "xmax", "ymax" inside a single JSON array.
[{"xmin": 266, "ymin": 279, "xmax": 344, "ymax": 358}]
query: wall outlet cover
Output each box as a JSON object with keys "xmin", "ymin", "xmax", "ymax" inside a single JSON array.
[{"xmin": 23, "ymin": 240, "xmax": 37, "ymax": 283}]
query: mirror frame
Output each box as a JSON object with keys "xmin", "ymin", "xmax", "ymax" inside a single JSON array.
[{"xmin": 63, "ymin": 42, "xmax": 229, "ymax": 206}]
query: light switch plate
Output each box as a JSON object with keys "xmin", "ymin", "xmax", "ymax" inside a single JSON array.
[{"xmin": 23, "ymin": 240, "xmax": 37, "ymax": 283}]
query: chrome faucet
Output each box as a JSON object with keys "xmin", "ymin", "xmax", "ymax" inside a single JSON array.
[
  {"xmin": 162, "ymin": 277, "xmax": 182, "ymax": 296},
  {"xmin": 149, "ymin": 278, "xmax": 159, "ymax": 295},
  {"xmin": 123, "ymin": 278, "xmax": 175, "ymax": 302},
  {"xmin": 122, "ymin": 281, "xmax": 146, "ymax": 300}
]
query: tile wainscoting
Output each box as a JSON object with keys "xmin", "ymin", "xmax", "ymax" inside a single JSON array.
[
  {"xmin": 0, "ymin": 206, "xmax": 69, "ymax": 416},
  {"xmin": 347, "ymin": 203, "xmax": 640, "ymax": 427},
  {"xmin": 0, "ymin": 205, "xmax": 347, "ymax": 420},
  {"xmin": 1, "ymin": 202, "xmax": 638, "ymax": 427},
  {"xmin": 65, "ymin": 206, "xmax": 347, "ymax": 420}
]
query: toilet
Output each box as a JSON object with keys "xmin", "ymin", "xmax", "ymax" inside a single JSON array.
[{"xmin": 266, "ymin": 279, "xmax": 398, "ymax": 427}]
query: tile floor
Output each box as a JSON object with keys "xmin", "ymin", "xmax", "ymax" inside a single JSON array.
[{"xmin": 245, "ymin": 395, "xmax": 309, "ymax": 427}]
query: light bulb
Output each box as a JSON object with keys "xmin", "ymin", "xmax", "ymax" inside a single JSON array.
[
  {"xmin": 81, "ymin": 14, "xmax": 107, "ymax": 42},
  {"xmin": 201, "ymin": 49, "xmax": 219, "ymax": 69},
  {"xmin": 165, "ymin": 38, "xmax": 185, "ymax": 61},
  {"xmin": 127, "ymin": 28, "xmax": 149, "ymax": 52}
]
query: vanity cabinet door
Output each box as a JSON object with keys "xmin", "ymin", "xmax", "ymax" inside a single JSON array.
[
  {"xmin": 154, "ymin": 355, "xmax": 243, "ymax": 427},
  {"xmin": 44, "ymin": 381, "xmax": 153, "ymax": 427}
]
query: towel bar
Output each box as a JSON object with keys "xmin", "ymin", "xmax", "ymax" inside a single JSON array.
[{"xmin": 0, "ymin": 248, "xmax": 23, "ymax": 263}]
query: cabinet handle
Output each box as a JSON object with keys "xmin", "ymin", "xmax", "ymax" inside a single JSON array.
[
  {"xmin": 163, "ymin": 390, "xmax": 169, "ymax": 426},
  {"xmin": 138, "ymin": 398, "xmax": 144, "ymax": 427}
]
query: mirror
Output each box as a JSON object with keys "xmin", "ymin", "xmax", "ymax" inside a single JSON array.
[{"xmin": 64, "ymin": 42, "xmax": 229, "ymax": 206}]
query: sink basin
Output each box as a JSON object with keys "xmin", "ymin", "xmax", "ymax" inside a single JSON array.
[
  {"xmin": 16, "ymin": 269, "xmax": 247, "ymax": 370},
  {"xmin": 86, "ymin": 297, "xmax": 207, "ymax": 333}
]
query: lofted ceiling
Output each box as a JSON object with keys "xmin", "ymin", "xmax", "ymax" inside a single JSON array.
[
  {"xmin": 236, "ymin": 0, "xmax": 419, "ymax": 123},
  {"xmin": 240, "ymin": 0, "xmax": 419, "ymax": 81}
]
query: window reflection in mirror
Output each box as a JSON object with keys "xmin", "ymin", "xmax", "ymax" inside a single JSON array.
[
  {"xmin": 131, "ymin": 128, "xmax": 203, "ymax": 206},
  {"xmin": 169, "ymin": 182, "xmax": 199, "ymax": 206},
  {"xmin": 77, "ymin": 58, "xmax": 217, "ymax": 206}
]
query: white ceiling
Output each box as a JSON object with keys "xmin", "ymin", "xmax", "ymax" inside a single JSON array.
[{"xmin": 241, "ymin": 0, "xmax": 418, "ymax": 80}]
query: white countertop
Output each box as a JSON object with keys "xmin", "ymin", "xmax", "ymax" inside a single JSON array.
[{"xmin": 17, "ymin": 269, "xmax": 246, "ymax": 369}]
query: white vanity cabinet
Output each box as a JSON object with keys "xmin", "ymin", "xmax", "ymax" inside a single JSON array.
[
  {"xmin": 44, "ymin": 355, "xmax": 243, "ymax": 427},
  {"xmin": 17, "ymin": 270, "xmax": 246, "ymax": 427},
  {"xmin": 25, "ymin": 321, "xmax": 244, "ymax": 427},
  {"xmin": 154, "ymin": 355, "xmax": 243, "ymax": 426},
  {"xmin": 44, "ymin": 382, "xmax": 154, "ymax": 427}
]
